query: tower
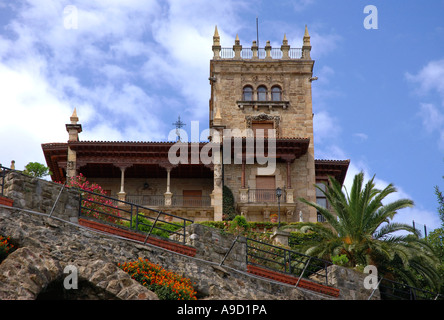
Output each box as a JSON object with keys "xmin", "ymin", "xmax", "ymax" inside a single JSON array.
[{"xmin": 209, "ymin": 26, "xmax": 318, "ymax": 222}]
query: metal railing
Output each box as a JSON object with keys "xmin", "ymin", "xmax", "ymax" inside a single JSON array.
[
  {"xmin": 78, "ymin": 189, "xmax": 193, "ymax": 245},
  {"xmin": 248, "ymin": 189, "xmax": 284, "ymax": 203},
  {"xmin": 246, "ymin": 237, "xmax": 332, "ymax": 287},
  {"xmin": 125, "ymin": 194, "xmax": 164, "ymax": 207},
  {"xmin": 124, "ymin": 194, "xmax": 212, "ymax": 208},
  {"xmin": 220, "ymin": 47, "xmax": 302, "ymax": 59},
  {"xmin": 377, "ymin": 277, "xmax": 444, "ymax": 300},
  {"xmin": 172, "ymin": 195, "xmax": 211, "ymax": 207}
]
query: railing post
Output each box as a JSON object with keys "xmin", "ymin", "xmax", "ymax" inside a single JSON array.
[
  {"xmin": 183, "ymin": 218, "xmax": 186, "ymax": 244},
  {"xmin": 49, "ymin": 184, "xmax": 65, "ymax": 218},
  {"xmin": 144, "ymin": 211, "xmax": 161, "ymax": 245},
  {"xmin": 295, "ymin": 257, "xmax": 312, "ymax": 288},
  {"xmin": 78, "ymin": 191, "xmax": 82, "ymax": 218},
  {"xmin": 220, "ymin": 235, "xmax": 240, "ymax": 267}
]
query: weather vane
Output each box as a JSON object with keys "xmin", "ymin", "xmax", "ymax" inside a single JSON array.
[{"xmin": 173, "ymin": 115, "xmax": 186, "ymax": 141}]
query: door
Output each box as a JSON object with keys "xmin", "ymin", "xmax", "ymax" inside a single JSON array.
[
  {"xmin": 255, "ymin": 176, "xmax": 276, "ymax": 202},
  {"xmin": 183, "ymin": 190, "xmax": 202, "ymax": 206}
]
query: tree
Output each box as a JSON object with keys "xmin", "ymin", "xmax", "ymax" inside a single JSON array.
[
  {"xmin": 23, "ymin": 162, "xmax": 51, "ymax": 178},
  {"xmin": 289, "ymin": 172, "xmax": 441, "ymax": 290},
  {"xmin": 434, "ymin": 185, "xmax": 444, "ymax": 226}
]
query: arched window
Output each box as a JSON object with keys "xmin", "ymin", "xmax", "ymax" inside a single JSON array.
[
  {"xmin": 242, "ymin": 86, "xmax": 253, "ymax": 101},
  {"xmin": 257, "ymin": 86, "xmax": 267, "ymax": 101},
  {"xmin": 271, "ymin": 86, "xmax": 282, "ymax": 101}
]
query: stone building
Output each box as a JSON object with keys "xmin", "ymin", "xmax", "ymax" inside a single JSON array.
[{"xmin": 42, "ymin": 26, "xmax": 349, "ymax": 223}]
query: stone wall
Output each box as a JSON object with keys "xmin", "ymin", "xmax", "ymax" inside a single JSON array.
[
  {"xmin": 327, "ymin": 265, "xmax": 380, "ymax": 300},
  {"xmin": 2, "ymin": 170, "xmax": 80, "ymax": 223},
  {"xmin": 0, "ymin": 206, "xmax": 332, "ymax": 300},
  {"xmin": 0, "ymin": 173, "xmax": 380, "ymax": 300},
  {"xmin": 185, "ymin": 223, "xmax": 247, "ymax": 271}
]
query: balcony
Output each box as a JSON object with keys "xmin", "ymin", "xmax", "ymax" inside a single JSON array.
[
  {"xmin": 237, "ymin": 100, "xmax": 290, "ymax": 111},
  {"xmin": 125, "ymin": 194, "xmax": 211, "ymax": 208},
  {"xmin": 239, "ymin": 188, "xmax": 294, "ymax": 204}
]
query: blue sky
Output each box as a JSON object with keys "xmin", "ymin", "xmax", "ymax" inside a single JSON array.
[{"xmin": 1, "ymin": 0, "xmax": 444, "ymax": 232}]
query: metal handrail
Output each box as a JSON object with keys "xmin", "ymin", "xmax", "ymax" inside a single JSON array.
[
  {"xmin": 77, "ymin": 188, "xmax": 193, "ymax": 245},
  {"xmin": 245, "ymin": 237, "xmax": 331, "ymax": 286}
]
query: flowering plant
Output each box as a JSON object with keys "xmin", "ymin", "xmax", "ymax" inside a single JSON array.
[
  {"xmin": 63, "ymin": 174, "xmax": 122, "ymax": 224},
  {"xmin": 0, "ymin": 235, "xmax": 15, "ymax": 263},
  {"xmin": 118, "ymin": 258, "xmax": 197, "ymax": 300}
]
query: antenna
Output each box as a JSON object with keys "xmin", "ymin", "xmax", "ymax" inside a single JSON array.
[
  {"xmin": 256, "ymin": 16, "xmax": 259, "ymax": 48},
  {"xmin": 173, "ymin": 115, "xmax": 186, "ymax": 142}
]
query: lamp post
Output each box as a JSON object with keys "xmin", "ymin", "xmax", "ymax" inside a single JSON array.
[{"xmin": 276, "ymin": 187, "xmax": 282, "ymax": 228}]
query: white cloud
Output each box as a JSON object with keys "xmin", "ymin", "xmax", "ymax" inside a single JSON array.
[
  {"xmin": 313, "ymin": 111, "xmax": 341, "ymax": 144},
  {"xmin": 406, "ymin": 59, "xmax": 444, "ymax": 149},
  {"xmin": 405, "ymin": 59, "xmax": 444, "ymax": 100}
]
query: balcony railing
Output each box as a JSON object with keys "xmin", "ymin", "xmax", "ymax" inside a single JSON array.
[
  {"xmin": 126, "ymin": 195, "xmax": 164, "ymax": 207},
  {"xmin": 125, "ymin": 194, "xmax": 211, "ymax": 208},
  {"xmin": 220, "ymin": 47, "xmax": 302, "ymax": 59},
  {"xmin": 172, "ymin": 195, "xmax": 211, "ymax": 207},
  {"xmin": 248, "ymin": 189, "xmax": 284, "ymax": 203}
]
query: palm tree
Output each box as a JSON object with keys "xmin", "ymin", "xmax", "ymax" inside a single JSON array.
[{"xmin": 288, "ymin": 171, "xmax": 441, "ymax": 290}]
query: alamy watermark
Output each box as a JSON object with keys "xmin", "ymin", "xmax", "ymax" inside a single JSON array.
[
  {"xmin": 167, "ymin": 121, "xmax": 277, "ymax": 175},
  {"xmin": 63, "ymin": 5, "xmax": 78, "ymax": 30},
  {"xmin": 363, "ymin": 265, "xmax": 379, "ymax": 290},
  {"xmin": 63, "ymin": 265, "xmax": 78, "ymax": 290},
  {"xmin": 363, "ymin": 5, "xmax": 378, "ymax": 30}
]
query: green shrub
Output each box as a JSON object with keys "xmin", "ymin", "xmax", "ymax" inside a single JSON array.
[
  {"xmin": 228, "ymin": 215, "xmax": 249, "ymax": 234},
  {"xmin": 223, "ymin": 186, "xmax": 236, "ymax": 220},
  {"xmin": 124, "ymin": 214, "xmax": 184, "ymax": 239},
  {"xmin": 332, "ymin": 254, "xmax": 349, "ymax": 266}
]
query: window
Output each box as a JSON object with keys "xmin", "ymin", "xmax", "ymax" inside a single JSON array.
[
  {"xmin": 257, "ymin": 86, "xmax": 267, "ymax": 101},
  {"xmin": 271, "ymin": 86, "xmax": 282, "ymax": 101},
  {"xmin": 243, "ymin": 86, "xmax": 253, "ymax": 101},
  {"xmin": 316, "ymin": 182, "xmax": 327, "ymax": 222},
  {"xmin": 252, "ymin": 121, "xmax": 274, "ymax": 138}
]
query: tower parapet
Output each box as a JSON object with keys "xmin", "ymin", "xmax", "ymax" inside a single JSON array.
[{"xmin": 211, "ymin": 25, "xmax": 312, "ymax": 60}]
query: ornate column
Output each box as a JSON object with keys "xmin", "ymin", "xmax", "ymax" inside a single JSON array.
[
  {"xmin": 116, "ymin": 165, "xmax": 130, "ymax": 203},
  {"xmin": 251, "ymin": 41, "xmax": 258, "ymax": 60},
  {"xmin": 212, "ymin": 25, "xmax": 221, "ymax": 59},
  {"xmin": 281, "ymin": 34, "xmax": 290, "ymax": 60},
  {"xmin": 264, "ymin": 40, "xmax": 272, "ymax": 60},
  {"xmin": 302, "ymin": 25, "xmax": 312, "ymax": 60},
  {"xmin": 160, "ymin": 162, "xmax": 176, "ymax": 207},
  {"xmin": 233, "ymin": 34, "xmax": 242, "ymax": 59},
  {"xmin": 239, "ymin": 157, "xmax": 249, "ymax": 203},
  {"xmin": 282, "ymin": 156, "xmax": 295, "ymax": 204}
]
